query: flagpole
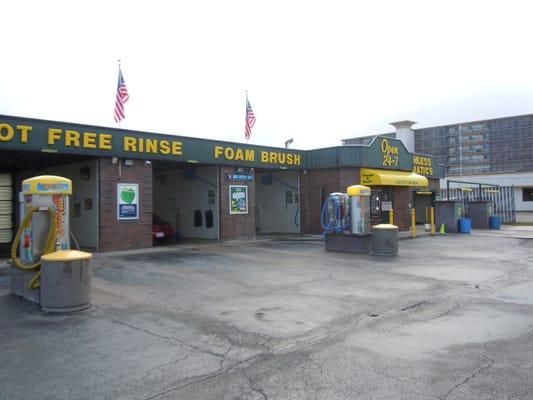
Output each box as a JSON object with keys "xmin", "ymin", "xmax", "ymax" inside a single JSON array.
[
  {"xmin": 117, "ymin": 59, "xmax": 121, "ymax": 177},
  {"xmin": 245, "ymin": 90, "xmax": 249, "ymax": 143},
  {"xmin": 117, "ymin": 59, "xmax": 121, "ymax": 129}
]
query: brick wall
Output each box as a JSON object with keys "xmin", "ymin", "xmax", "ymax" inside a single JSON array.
[
  {"xmin": 340, "ymin": 168, "xmax": 361, "ymax": 190},
  {"xmin": 98, "ymin": 157, "xmax": 152, "ymax": 252},
  {"xmin": 300, "ymin": 168, "xmax": 361, "ymax": 234},
  {"xmin": 219, "ymin": 166, "xmax": 256, "ymax": 240},
  {"xmin": 299, "ymin": 167, "xmax": 433, "ymax": 232},
  {"xmin": 428, "ymin": 178, "xmax": 439, "ymax": 192},
  {"xmin": 392, "ymin": 187, "xmax": 412, "ymax": 230},
  {"xmin": 300, "ymin": 169, "xmax": 336, "ymax": 234}
]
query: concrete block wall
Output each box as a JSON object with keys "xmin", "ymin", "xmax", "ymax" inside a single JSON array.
[{"xmin": 99, "ymin": 157, "xmax": 153, "ymax": 252}]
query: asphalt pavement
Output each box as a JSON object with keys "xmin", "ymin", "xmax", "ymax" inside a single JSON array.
[{"xmin": 1, "ymin": 227, "xmax": 533, "ymax": 399}]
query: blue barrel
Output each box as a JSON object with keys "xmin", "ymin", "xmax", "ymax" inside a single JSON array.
[
  {"xmin": 459, "ymin": 218, "xmax": 471, "ymax": 233},
  {"xmin": 489, "ymin": 216, "xmax": 501, "ymax": 230}
]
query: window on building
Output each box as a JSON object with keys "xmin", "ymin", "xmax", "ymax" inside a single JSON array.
[{"xmin": 522, "ymin": 188, "xmax": 533, "ymax": 202}]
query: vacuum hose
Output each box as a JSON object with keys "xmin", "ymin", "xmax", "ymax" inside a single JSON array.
[
  {"xmin": 10, "ymin": 206, "xmax": 57, "ymax": 289},
  {"xmin": 320, "ymin": 197, "xmax": 350, "ymax": 234}
]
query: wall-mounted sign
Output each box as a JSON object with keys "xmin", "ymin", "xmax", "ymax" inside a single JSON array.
[
  {"xmin": 285, "ymin": 190, "xmax": 293, "ymax": 204},
  {"xmin": 380, "ymin": 138, "xmax": 399, "ymax": 167},
  {"xmin": 0, "ymin": 115, "xmax": 303, "ymax": 169},
  {"xmin": 117, "ymin": 183, "xmax": 139, "ymax": 220},
  {"xmin": 381, "ymin": 201, "xmax": 392, "ymax": 211},
  {"xmin": 412, "ymin": 155, "xmax": 434, "ymax": 176},
  {"xmin": 225, "ymin": 173, "xmax": 254, "ymax": 181},
  {"xmin": 0, "ymin": 115, "xmax": 445, "ymax": 177},
  {"xmin": 229, "ymin": 185, "xmax": 248, "ymax": 214},
  {"xmin": 208, "ymin": 189, "xmax": 215, "ymax": 205}
]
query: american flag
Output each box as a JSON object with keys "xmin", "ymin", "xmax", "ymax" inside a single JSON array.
[
  {"xmin": 114, "ymin": 69, "xmax": 130, "ymax": 123},
  {"xmin": 245, "ymin": 95, "xmax": 256, "ymax": 141}
]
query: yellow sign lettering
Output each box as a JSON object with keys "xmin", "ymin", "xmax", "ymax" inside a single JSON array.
[
  {"xmin": 48, "ymin": 128, "xmax": 62, "ymax": 145},
  {"xmin": 381, "ymin": 138, "xmax": 399, "ymax": 166},
  {"xmin": 172, "ymin": 141, "xmax": 182, "ymax": 156},
  {"xmin": 224, "ymin": 147, "xmax": 235, "ymax": 160},
  {"xmin": 65, "ymin": 130, "xmax": 80, "ymax": 147},
  {"xmin": 412, "ymin": 155, "xmax": 433, "ymax": 175},
  {"xmin": 245, "ymin": 149, "xmax": 255, "ymax": 162},
  {"xmin": 0, "ymin": 123, "xmax": 14, "ymax": 142},
  {"xmin": 234, "ymin": 148, "xmax": 244, "ymax": 161},
  {"xmin": 146, "ymin": 139, "xmax": 157, "ymax": 154},
  {"xmin": 124, "ymin": 136, "xmax": 137, "ymax": 152},
  {"xmin": 160, "ymin": 140, "xmax": 170, "ymax": 154},
  {"xmin": 16, "ymin": 125, "xmax": 32, "ymax": 143},
  {"xmin": 83, "ymin": 132, "xmax": 97, "ymax": 149},
  {"xmin": 99, "ymin": 134, "xmax": 112, "ymax": 150},
  {"xmin": 293, "ymin": 154, "xmax": 301, "ymax": 166}
]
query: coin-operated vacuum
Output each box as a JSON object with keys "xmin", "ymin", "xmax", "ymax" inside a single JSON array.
[
  {"xmin": 323, "ymin": 185, "xmax": 373, "ymax": 254},
  {"xmin": 320, "ymin": 192, "xmax": 351, "ymax": 234},
  {"xmin": 10, "ymin": 176, "xmax": 72, "ymax": 304}
]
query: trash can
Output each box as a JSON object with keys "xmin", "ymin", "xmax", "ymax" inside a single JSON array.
[
  {"xmin": 371, "ymin": 224, "xmax": 398, "ymax": 256},
  {"xmin": 40, "ymin": 250, "xmax": 92, "ymax": 312},
  {"xmin": 489, "ymin": 215, "xmax": 501, "ymax": 230},
  {"xmin": 459, "ymin": 218, "xmax": 471, "ymax": 233}
]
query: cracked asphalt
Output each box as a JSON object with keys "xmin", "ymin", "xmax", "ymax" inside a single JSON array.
[{"xmin": 1, "ymin": 226, "xmax": 533, "ymax": 399}]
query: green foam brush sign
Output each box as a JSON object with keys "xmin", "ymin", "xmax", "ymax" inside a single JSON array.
[{"xmin": 117, "ymin": 183, "xmax": 139, "ymax": 219}]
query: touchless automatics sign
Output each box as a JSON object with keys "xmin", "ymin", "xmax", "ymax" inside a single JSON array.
[{"xmin": 117, "ymin": 183, "xmax": 139, "ymax": 219}]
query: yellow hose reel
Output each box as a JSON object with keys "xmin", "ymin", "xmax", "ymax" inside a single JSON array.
[{"xmin": 10, "ymin": 206, "xmax": 57, "ymax": 289}]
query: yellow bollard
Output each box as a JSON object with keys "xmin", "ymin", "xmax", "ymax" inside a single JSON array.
[
  {"xmin": 430, "ymin": 207, "xmax": 436, "ymax": 235},
  {"xmin": 411, "ymin": 208, "xmax": 416, "ymax": 238},
  {"xmin": 389, "ymin": 209, "xmax": 394, "ymax": 225}
]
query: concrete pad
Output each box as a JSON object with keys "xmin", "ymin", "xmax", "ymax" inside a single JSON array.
[
  {"xmin": 344, "ymin": 302, "xmax": 533, "ymax": 360},
  {"xmin": 492, "ymin": 281, "xmax": 533, "ymax": 305}
]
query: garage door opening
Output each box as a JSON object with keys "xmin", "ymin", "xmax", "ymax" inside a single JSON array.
[
  {"xmin": 255, "ymin": 170, "xmax": 300, "ymax": 235},
  {"xmin": 1, "ymin": 150, "xmax": 98, "ymax": 254},
  {"xmin": 152, "ymin": 163, "xmax": 219, "ymax": 244}
]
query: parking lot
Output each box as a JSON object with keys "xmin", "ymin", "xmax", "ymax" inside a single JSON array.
[{"xmin": 1, "ymin": 228, "xmax": 533, "ymax": 399}]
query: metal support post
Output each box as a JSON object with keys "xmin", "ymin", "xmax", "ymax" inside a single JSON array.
[
  {"xmin": 430, "ymin": 207, "xmax": 435, "ymax": 235},
  {"xmin": 411, "ymin": 208, "xmax": 416, "ymax": 238}
]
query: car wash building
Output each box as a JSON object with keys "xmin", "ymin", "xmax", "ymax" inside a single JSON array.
[{"xmin": 0, "ymin": 115, "xmax": 445, "ymax": 253}]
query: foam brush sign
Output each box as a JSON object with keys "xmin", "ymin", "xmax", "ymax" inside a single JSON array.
[{"xmin": 117, "ymin": 183, "xmax": 139, "ymax": 219}]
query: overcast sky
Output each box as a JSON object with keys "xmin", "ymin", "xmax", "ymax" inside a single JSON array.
[{"xmin": 2, "ymin": 1, "xmax": 533, "ymax": 150}]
